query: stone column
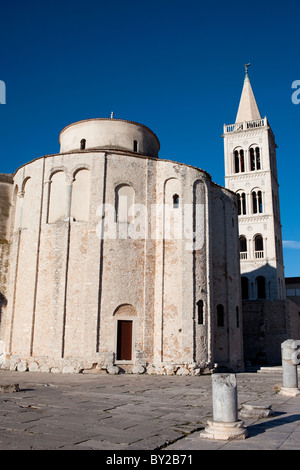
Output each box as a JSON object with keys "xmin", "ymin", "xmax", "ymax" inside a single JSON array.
[
  {"xmin": 65, "ymin": 182, "xmax": 73, "ymax": 221},
  {"xmin": 200, "ymin": 373, "xmax": 247, "ymax": 440},
  {"xmin": 280, "ymin": 339, "xmax": 300, "ymax": 397}
]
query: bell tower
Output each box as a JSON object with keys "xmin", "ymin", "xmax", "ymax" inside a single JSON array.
[{"xmin": 223, "ymin": 65, "xmax": 285, "ymax": 300}]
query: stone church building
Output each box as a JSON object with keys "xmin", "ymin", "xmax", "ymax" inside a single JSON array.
[{"xmin": 0, "ymin": 69, "xmax": 298, "ymax": 374}]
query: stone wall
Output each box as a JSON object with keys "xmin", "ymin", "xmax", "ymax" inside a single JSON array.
[
  {"xmin": 0, "ymin": 121, "xmax": 243, "ymax": 374},
  {"xmin": 242, "ymin": 299, "xmax": 300, "ymax": 364},
  {"xmin": 0, "ymin": 174, "xmax": 13, "ymax": 364}
]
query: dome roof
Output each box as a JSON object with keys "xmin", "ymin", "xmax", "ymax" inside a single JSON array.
[{"xmin": 59, "ymin": 118, "xmax": 160, "ymax": 158}]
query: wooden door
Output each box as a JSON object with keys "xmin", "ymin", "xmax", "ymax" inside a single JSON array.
[{"xmin": 117, "ymin": 320, "xmax": 132, "ymax": 360}]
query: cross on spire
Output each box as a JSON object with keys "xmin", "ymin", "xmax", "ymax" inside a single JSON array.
[{"xmin": 245, "ymin": 63, "xmax": 250, "ymax": 78}]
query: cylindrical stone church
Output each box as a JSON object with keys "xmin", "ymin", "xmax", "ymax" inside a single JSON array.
[{"xmin": 0, "ymin": 117, "xmax": 243, "ymax": 374}]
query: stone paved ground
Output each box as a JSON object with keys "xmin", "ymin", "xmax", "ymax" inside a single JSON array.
[{"xmin": 0, "ymin": 369, "xmax": 299, "ymax": 451}]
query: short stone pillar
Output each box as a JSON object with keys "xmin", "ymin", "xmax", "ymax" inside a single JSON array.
[
  {"xmin": 200, "ymin": 373, "xmax": 247, "ymax": 440},
  {"xmin": 280, "ymin": 339, "xmax": 300, "ymax": 397}
]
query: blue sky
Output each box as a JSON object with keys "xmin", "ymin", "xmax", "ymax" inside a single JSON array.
[{"xmin": 1, "ymin": 0, "xmax": 300, "ymax": 276}]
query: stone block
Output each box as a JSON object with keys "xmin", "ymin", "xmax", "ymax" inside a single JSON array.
[
  {"xmin": 132, "ymin": 364, "xmax": 145, "ymax": 374},
  {"xmin": 107, "ymin": 365, "xmax": 120, "ymax": 375},
  {"xmin": 29, "ymin": 361, "xmax": 39, "ymax": 372},
  {"xmin": 62, "ymin": 365, "xmax": 76, "ymax": 374},
  {"xmin": 239, "ymin": 403, "xmax": 273, "ymax": 419},
  {"xmin": 176, "ymin": 367, "xmax": 189, "ymax": 376},
  {"xmin": 17, "ymin": 361, "xmax": 28, "ymax": 372},
  {"xmin": 0, "ymin": 383, "xmax": 20, "ymax": 393}
]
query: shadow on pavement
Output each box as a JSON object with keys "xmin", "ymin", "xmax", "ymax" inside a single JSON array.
[{"xmin": 246, "ymin": 413, "xmax": 300, "ymax": 438}]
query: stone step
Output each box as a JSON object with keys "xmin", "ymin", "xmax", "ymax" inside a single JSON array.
[{"xmin": 257, "ymin": 365, "xmax": 300, "ymax": 374}]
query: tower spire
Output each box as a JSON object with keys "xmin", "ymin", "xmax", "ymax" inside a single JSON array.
[{"xmin": 235, "ymin": 64, "xmax": 261, "ymax": 123}]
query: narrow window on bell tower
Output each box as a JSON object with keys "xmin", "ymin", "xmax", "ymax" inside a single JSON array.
[
  {"xmin": 255, "ymin": 147, "xmax": 261, "ymax": 170},
  {"xmin": 250, "ymin": 146, "xmax": 261, "ymax": 171},
  {"xmin": 237, "ymin": 192, "xmax": 246, "ymax": 215},
  {"xmin": 234, "ymin": 149, "xmax": 245, "ymax": 173}
]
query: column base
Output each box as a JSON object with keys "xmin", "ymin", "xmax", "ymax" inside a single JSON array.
[
  {"xmin": 200, "ymin": 419, "xmax": 247, "ymax": 441},
  {"xmin": 280, "ymin": 387, "xmax": 300, "ymax": 397}
]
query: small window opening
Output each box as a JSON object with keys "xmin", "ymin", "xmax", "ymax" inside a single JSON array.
[
  {"xmin": 238, "ymin": 193, "xmax": 246, "ymax": 215},
  {"xmin": 252, "ymin": 191, "xmax": 263, "ymax": 214},
  {"xmin": 257, "ymin": 276, "xmax": 266, "ymax": 299},
  {"xmin": 239, "ymin": 236, "xmax": 247, "ymax": 260},
  {"xmin": 241, "ymin": 277, "xmax": 249, "ymax": 300},
  {"xmin": 250, "ymin": 147, "xmax": 261, "ymax": 171},
  {"xmin": 258, "ymin": 191, "xmax": 263, "ymax": 213},
  {"xmin": 240, "ymin": 150, "xmax": 245, "ymax": 172},
  {"xmin": 133, "ymin": 140, "xmax": 138, "ymax": 152},
  {"xmin": 173, "ymin": 194, "xmax": 179, "ymax": 208},
  {"xmin": 197, "ymin": 300, "xmax": 204, "ymax": 325},
  {"xmin": 255, "ymin": 234, "xmax": 264, "ymax": 252},
  {"xmin": 234, "ymin": 150, "xmax": 239, "ymax": 173},
  {"xmin": 236, "ymin": 306, "xmax": 240, "ymax": 328},
  {"xmin": 250, "ymin": 148, "xmax": 255, "ymax": 171},
  {"xmin": 217, "ymin": 304, "xmax": 224, "ymax": 327},
  {"xmin": 80, "ymin": 139, "xmax": 86, "ymax": 150},
  {"xmin": 234, "ymin": 149, "xmax": 245, "ymax": 173},
  {"xmin": 256, "ymin": 147, "xmax": 261, "ymax": 170}
]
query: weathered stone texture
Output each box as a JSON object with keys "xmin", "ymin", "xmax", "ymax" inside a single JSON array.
[
  {"xmin": 242, "ymin": 299, "xmax": 300, "ymax": 364},
  {"xmin": 0, "ymin": 119, "xmax": 243, "ymax": 374}
]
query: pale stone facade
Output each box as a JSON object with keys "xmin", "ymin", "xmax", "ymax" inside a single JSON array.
[
  {"xmin": 0, "ymin": 118, "xmax": 243, "ymax": 374},
  {"xmin": 224, "ymin": 68, "xmax": 299, "ymax": 365},
  {"xmin": 223, "ymin": 70, "xmax": 285, "ymax": 301}
]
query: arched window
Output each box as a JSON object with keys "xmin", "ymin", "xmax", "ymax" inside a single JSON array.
[
  {"xmin": 48, "ymin": 171, "xmax": 67, "ymax": 223},
  {"xmin": 197, "ymin": 300, "xmax": 204, "ymax": 325},
  {"xmin": 80, "ymin": 139, "xmax": 86, "ymax": 150},
  {"xmin": 116, "ymin": 184, "xmax": 135, "ymax": 223},
  {"xmin": 252, "ymin": 190, "xmax": 263, "ymax": 214},
  {"xmin": 258, "ymin": 191, "xmax": 263, "ymax": 213},
  {"xmin": 217, "ymin": 304, "xmax": 224, "ymax": 327},
  {"xmin": 234, "ymin": 150, "xmax": 239, "ymax": 173},
  {"xmin": 241, "ymin": 277, "xmax": 249, "ymax": 300},
  {"xmin": 256, "ymin": 276, "xmax": 266, "ymax": 299},
  {"xmin": 234, "ymin": 149, "xmax": 245, "ymax": 173},
  {"xmin": 133, "ymin": 140, "xmax": 138, "ymax": 152},
  {"xmin": 254, "ymin": 235, "xmax": 264, "ymax": 258},
  {"xmin": 70, "ymin": 169, "xmax": 90, "ymax": 222},
  {"xmin": 173, "ymin": 194, "xmax": 179, "ymax": 208},
  {"xmin": 237, "ymin": 192, "xmax": 246, "ymax": 215},
  {"xmin": 239, "ymin": 236, "xmax": 247, "ymax": 259},
  {"xmin": 250, "ymin": 146, "xmax": 261, "ymax": 171}
]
